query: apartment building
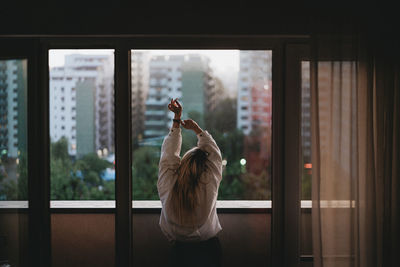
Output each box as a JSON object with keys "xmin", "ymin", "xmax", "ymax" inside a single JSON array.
[
  {"xmin": 49, "ymin": 54, "xmax": 114, "ymax": 157},
  {"xmin": 0, "ymin": 60, "xmax": 27, "ymax": 159},
  {"xmin": 131, "ymin": 51, "xmax": 150, "ymax": 144},
  {"xmin": 237, "ymin": 51, "xmax": 272, "ymax": 135},
  {"xmin": 144, "ymin": 54, "xmax": 216, "ymax": 140}
]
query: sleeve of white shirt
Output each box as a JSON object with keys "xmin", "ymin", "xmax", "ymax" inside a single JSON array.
[
  {"xmin": 197, "ymin": 130, "xmax": 223, "ymax": 180},
  {"xmin": 158, "ymin": 128, "xmax": 182, "ymax": 190}
]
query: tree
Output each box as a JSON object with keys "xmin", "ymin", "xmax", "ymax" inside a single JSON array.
[
  {"xmin": 49, "ymin": 138, "xmax": 114, "ymax": 200},
  {"xmin": 0, "ymin": 152, "xmax": 28, "ymax": 200},
  {"xmin": 132, "ymin": 146, "xmax": 160, "ymax": 200},
  {"xmin": 205, "ymin": 97, "xmax": 237, "ymax": 134}
]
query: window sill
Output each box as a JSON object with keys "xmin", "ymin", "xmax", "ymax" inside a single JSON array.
[{"xmin": 0, "ymin": 200, "xmax": 355, "ymax": 210}]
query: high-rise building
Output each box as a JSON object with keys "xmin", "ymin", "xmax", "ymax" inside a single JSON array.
[
  {"xmin": 180, "ymin": 54, "xmax": 214, "ymax": 122},
  {"xmin": 144, "ymin": 55, "xmax": 183, "ymax": 139},
  {"xmin": 237, "ymin": 51, "xmax": 272, "ymax": 175},
  {"xmin": 0, "ymin": 60, "xmax": 27, "ymax": 159},
  {"xmin": 143, "ymin": 54, "xmax": 216, "ymax": 140},
  {"xmin": 49, "ymin": 54, "xmax": 114, "ymax": 157},
  {"xmin": 76, "ymin": 80, "xmax": 96, "ymax": 158},
  {"xmin": 237, "ymin": 51, "xmax": 272, "ymax": 135},
  {"xmin": 131, "ymin": 51, "xmax": 150, "ymax": 144}
]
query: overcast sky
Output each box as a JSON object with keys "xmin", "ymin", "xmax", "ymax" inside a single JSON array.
[{"xmin": 48, "ymin": 49, "xmax": 239, "ymax": 73}]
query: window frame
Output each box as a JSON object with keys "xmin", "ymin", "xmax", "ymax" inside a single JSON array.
[
  {"xmin": 1, "ymin": 35, "xmax": 311, "ymax": 267},
  {"xmin": 45, "ymin": 36, "xmax": 285, "ymax": 210}
]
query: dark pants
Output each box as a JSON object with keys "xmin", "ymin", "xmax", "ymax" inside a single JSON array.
[{"xmin": 169, "ymin": 237, "xmax": 222, "ymax": 267}]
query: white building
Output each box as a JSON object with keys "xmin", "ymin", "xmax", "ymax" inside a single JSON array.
[
  {"xmin": 49, "ymin": 54, "xmax": 114, "ymax": 157},
  {"xmin": 237, "ymin": 51, "xmax": 272, "ymax": 135}
]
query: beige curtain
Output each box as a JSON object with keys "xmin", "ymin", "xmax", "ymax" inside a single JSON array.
[{"xmin": 311, "ymin": 35, "xmax": 400, "ymax": 267}]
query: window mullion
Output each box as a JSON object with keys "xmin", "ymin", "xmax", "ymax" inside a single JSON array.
[
  {"xmin": 28, "ymin": 39, "xmax": 52, "ymax": 267},
  {"xmin": 115, "ymin": 43, "xmax": 132, "ymax": 267}
]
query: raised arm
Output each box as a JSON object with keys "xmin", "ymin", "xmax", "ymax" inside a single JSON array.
[
  {"xmin": 158, "ymin": 99, "xmax": 183, "ymax": 180},
  {"xmin": 159, "ymin": 127, "xmax": 182, "ymax": 171}
]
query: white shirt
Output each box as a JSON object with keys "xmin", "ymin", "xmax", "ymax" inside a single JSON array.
[{"xmin": 157, "ymin": 127, "xmax": 223, "ymax": 242}]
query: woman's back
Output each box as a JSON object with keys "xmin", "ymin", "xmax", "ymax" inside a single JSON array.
[{"xmin": 158, "ymin": 128, "xmax": 222, "ymax": 242}]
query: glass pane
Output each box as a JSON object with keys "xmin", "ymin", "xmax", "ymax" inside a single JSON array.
[
  {"xmin": 0, "ymin": 59, "xmax": 28, "ymax": 202},
  {"xmin": 49, "ymin": 50, "xmax": 115, "ymax": 267},
  {"xmin": 301, "ymin": 61, "xmax": 312, "ymax": 200},
  {"xmin": 300, "ymin": 61, "xmax": 312, "ymax": 256},
  {"xmin": 49, "ymin": 50, "xmax": 115, "ymax": 201},
  {"xmin": 0, "ymin": 59, "xmax": 29, "ymax": 267},
  {"xmin": 131, "ymin": 50, "xmax": 272, "ymax": 200}
]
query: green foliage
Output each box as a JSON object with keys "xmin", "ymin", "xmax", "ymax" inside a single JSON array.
[
  {"xmin": 181, "ymin": 130, "xmax": 198, "ymax": 153},
  {"xmin": 52, "ymin": 137, "xmax": 69, "ymax": 162},
  {"xmin": 132, "ymin": 146, "xmax": 160, "ymax": 200},
  {"xmin": 49, "ymin": 138, "xmax": 115, "ymax": 200},
  {"xmin": 0, "ymin": 152, "xmax": 28, "ymax": 200},
  {"xmin": 205, "ymin": 98, "xmax": 237, "ymax": 134},
  {"xmin": 218, "ymin": 176, "xmax": 244, "ymax": 200},
  {"xmin": 76, "ymin": 153, "xmax": 112, "ymax": 176}
]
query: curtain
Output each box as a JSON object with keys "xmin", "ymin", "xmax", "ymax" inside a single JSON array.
[{"xmin": 311, "ymin": 35, "xmax": 400, "ymax": 267}]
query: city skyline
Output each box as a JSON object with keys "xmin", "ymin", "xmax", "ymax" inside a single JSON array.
[{"xmin": 49, "ymin": 50, "xmax": 240, "ymax": 97}]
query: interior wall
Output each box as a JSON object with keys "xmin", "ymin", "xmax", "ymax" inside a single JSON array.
[
  {"xmin": 51, "ymin": 214, "xmax": 115, "ymax": 267},
  {"xmin": 51, "ymin": 212, "xmax": 271, "ymax": 267},
  {"xmin": 0, "ymin": 212, "xmax": 29, "ymax": 267}
]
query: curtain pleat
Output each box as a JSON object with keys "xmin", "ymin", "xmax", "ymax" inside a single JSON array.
[{"xmin": 311, "ymin": 34, "xmax": 399, "ymax": 267}]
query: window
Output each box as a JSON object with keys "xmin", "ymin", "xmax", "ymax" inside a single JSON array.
[
  {"xmin": 131, "ymin": 50, "xmax": 272, "ymax": 201},
  {"xmin": 0, "ymin": 59, "xmax": 28, "ymax": 203},
  {"xmin": 49, "ymin": 49, "xmax": 115, "ymax": 201}
]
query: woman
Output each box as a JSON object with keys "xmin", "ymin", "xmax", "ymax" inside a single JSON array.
[{"xmin": 157, "ymin": 98, "xmax": 223, "ymax": 266}]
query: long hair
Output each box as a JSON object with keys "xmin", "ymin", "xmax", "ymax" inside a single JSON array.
[{"xmin": 171, "ymin": 147, "xmax": 208, "ymax": 225}]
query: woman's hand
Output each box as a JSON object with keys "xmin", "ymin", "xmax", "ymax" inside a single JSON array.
[
  {"xmin": 181, "ymin": 119, "xmax": 203, "ymax": 134},
  {"xmin": 168, "ymin": 98, "xmax": 182, "ymax": 119}
]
